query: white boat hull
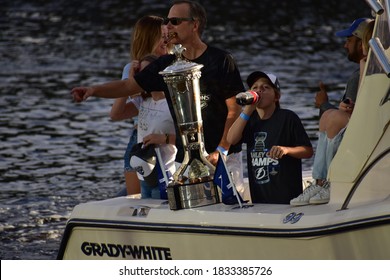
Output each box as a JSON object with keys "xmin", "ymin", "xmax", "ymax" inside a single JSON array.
[{"xmin": 58, "ymin": 195, "xmax": 390, "ymax": 260}]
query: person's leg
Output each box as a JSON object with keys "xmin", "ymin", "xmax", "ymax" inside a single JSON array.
[
  {"xmin": 124, "ymin": 129, "xmax": 140, "ymax": 195},
  {"xmin": 312, "ymin": 109, "xmax": 349, "ymax": 181},
  {"xmin": 125, "ymin": 171, "xmax": 141, "ymax": 195},
  {"xmin": 309, "ymin": 110, "xmax": 349, "ymax": 204},
  {"xmin": 318, "ymin": 109, "xmax": 349, "ymax": 180},
  {"xmin": 292, "ymin": 109, "xmax": 350, "ymax": 206},
  {"xmin": 151, "ymin": 186, "xmax": 162, "ymax": 199},
  {"xmin": 311, "ymin": 131, "xmax": 329, "ymax": 182},
  {"xmin": 115, "ymin": 186, "xmax": 128, "ymax": 197},
  {"xmin": 291, "ymin": 130, "xmax": 329, "ymax": 203},
  {"xmin": 140, "ymin": 180, "xmax": 152, "ymax": 198},
  {"xmin": 320, "ymin": 109, "xmax": 350, "ymax": 139}
]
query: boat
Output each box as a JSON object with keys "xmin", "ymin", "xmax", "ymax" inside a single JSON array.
[{"xmin": 57, "ymin": 0, "xmax": 390, "ymax": 260}]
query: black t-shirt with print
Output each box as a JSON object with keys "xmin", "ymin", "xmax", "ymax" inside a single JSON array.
[
  {"xmin": 135, "ymin": 45, "xmax": 245, "ymax": 161},
  {"xmin": 242, "ymin": 108, "xmax": 312, "ymax": 204}
]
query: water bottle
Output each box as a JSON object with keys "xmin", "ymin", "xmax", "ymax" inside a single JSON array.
[{"xmin": 235, "ymin": 90, "xmax": 260, "ymax": 105}]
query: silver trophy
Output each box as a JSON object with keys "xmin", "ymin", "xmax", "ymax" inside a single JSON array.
[{"xmin": 159, "ymin": 45, "xmax": 220, "ymax": 210}]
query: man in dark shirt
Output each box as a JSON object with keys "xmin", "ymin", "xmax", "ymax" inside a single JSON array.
[
  {"xmin": 71, "ymin": 0, "xmax": 246, "ymax": 193},
  {"xmin": 134, "ymin": 0, "xmax": 244, "ymax": 162}
]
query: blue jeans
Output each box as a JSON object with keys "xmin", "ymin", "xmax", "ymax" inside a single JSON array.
[
  {"xmin": 116, "ymin": 187, "xmax": 128, "ymax": 197},
  {"xmin": 124, "ymin": 129, "xmax": 138, "ymax": 172},
  {"xmin": 117, "ymin": 176, "xmax": 164, "ymax": 198},
  {"xmin": 116, "ymin": 129, "xmax": 138, "ymax": 197},
  {"xmin": 312, "ymin": 128, "xmax": 345, "ymax": 180}
]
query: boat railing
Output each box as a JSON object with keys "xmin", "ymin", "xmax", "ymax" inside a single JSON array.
[
  {"xmin": 369, "ymin": 37, "xmax": 390, "ymax": 78},
  {"xmin": 365, "ymin": 0, "xmax": 385, "ymax": 15}
]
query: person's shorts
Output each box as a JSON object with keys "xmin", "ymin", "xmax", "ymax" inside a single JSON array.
[{"xmin": 124, "ymin": 129, "xmax": 138, "ymax": 172}]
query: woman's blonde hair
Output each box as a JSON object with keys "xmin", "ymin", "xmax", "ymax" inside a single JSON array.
[{"xmin": 130, "ymin": 15, "xmax": 164, "ymax": 60}]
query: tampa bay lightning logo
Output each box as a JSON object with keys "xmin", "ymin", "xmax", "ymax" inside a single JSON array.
[
  {"xmin": 255, "ymin": 167, "xmax": 268, "ymax": 180},
  {"xmin": 283, "ymin": 212, "xmax": 304, "ymax": 224}
]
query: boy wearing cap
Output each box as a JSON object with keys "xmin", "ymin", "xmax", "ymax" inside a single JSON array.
[
  {"xmin": 227, "ymin": 72, "xmax": 313, "ymax": 204},
  {"xmin": 315, "ymin": 18, "xmax": 373, "ymax": 116}
]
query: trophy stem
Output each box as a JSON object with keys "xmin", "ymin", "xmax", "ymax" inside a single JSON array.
[{"xmin": 159, "ymin": 45, "xmax": 220, "ymax": 210}]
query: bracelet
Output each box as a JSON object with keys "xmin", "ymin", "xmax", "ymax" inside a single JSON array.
[
  {"xmin": 165, "ymin": 134, "xmax": 169, "ymax": 144},
  {"xmin": 216, "ymin": 145, "xmax": 228, "ymax": 156},
  {"xmin": 240, "ymin": 112, "xmax": 250, "ymax": 121}
]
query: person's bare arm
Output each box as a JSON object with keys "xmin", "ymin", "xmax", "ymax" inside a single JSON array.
[
  {"xmin": 221, "ymin": 96, "xmax": 241, "ymax": 149},
  {"xmin": 315, "ymin": 81, "xmax": 328, "ymax": 108},
  {"xmin": 267, "ymin": 145, "xmax": 313, "ymax": 160},
  {"xmin": 110, "ymin": 100, "xmax": 139, "ymax": 121},
  {"xmin": 110, "ymin": 97, "xmax": 127, "ymax": 120},
  {"xmin": 207, "ymin": 96, "xmax": 241, "ymax": 165},
  {"xmin": 110, "ymin": 61, "xmax": 141, "ymax": 120},
  {"xmin": 227, "ymin": 103, "xmax": 256, "ymax": 145},
  {"xmin": 142, "ymin": 133, "xmax": 176, "ymax": 147},
  {"xmin": 71, "ymin": 76, "xmax": 144, "ymax": 102}
]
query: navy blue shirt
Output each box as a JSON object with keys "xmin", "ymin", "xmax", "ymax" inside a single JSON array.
[{"xmin": 243, "ymin": 108, "xmax": 312, "ymax": 204}]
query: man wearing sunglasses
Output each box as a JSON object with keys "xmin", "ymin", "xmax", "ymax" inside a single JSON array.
[
  {"xmin": 162, "ymin": 17, "xmax": 193, "ymax": 25},
  {"xmin": 71, "ymin": 0, "xmax": 246, "ymax": 196}
]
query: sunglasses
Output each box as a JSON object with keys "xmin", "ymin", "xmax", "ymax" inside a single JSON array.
[{"xmin": 163, "ymin": 17, "xmax": 194, "ymax": 25}]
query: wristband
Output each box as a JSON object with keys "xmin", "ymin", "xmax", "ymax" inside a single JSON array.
[
  {"xmin": 165, "ymin": 134, "xmax": 169, "ymax": 144},
  {"xmin": 240, "ymin": 112, "xmax": 250, "ymax": 121},
  {"xmin": 216, "ymin": 146, "xmax": 228, "ymax": 156}
]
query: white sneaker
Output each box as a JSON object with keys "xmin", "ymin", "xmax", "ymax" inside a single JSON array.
[
  {"xmin": 290, "ymin": 181, "xmax": 322, "ymax": 206},
  {"xmin": 309, "ymin": 182, "xmax": 330, "ymax": 204}
]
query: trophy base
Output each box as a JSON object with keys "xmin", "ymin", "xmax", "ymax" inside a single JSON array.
[{"xmin": 167, "ymin": 179, "xmax": 220, "ymax": 210}]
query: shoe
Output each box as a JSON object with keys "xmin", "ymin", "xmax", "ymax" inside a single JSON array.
[
  {"xmin": 290, "ymin": 181, "xmax": 322, "ymax": 206},
  {"xmin": 309, "ymin": 182, "xmax": 330, "ymax": 204}
]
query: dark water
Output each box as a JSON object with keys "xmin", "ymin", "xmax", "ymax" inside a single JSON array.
[{"xmin": 0, "ymin": 0, "xmax": 370, "ymax": 259}]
